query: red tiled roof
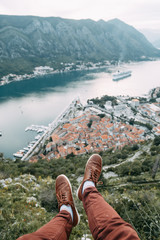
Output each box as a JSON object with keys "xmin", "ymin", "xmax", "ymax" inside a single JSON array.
[
  {"xmin": 63, "ymin": 123, "xmax": 72, "ymax": 128},
  {"xmin": 101, "ymin": 135, "xmax": 108, "ymax": 140},
  {"xmin": 51, "ymin": 134, "xmax": 60, "ymax": 143}
]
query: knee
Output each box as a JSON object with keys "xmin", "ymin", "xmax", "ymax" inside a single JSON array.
[{"xmin": 16, "ymin": 234, "xmax": 35, "ymax": 240}]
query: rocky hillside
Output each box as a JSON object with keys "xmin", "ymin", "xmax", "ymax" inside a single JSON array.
[
  {"xmin": 0, "ymin": 139, "xmax": 160, "ymax": 240},
  {"xmin": 0, "ymin": 15, "xmax": 160, "ymax": 78}
]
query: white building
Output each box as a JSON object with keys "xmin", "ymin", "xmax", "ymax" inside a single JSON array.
[{"xmin": 131, "ymin": 99, "xmax": 140, "ymax": 108}]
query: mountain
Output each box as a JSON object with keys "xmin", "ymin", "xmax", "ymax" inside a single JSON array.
[
  {"xmin": 153, "ymin": 39, "xmax": 160, "ymax": 48},
  {"xmin": 0, "ymin": 15, "xmax": 160, "ymax": 78},
  {"xmin": 139, "ymin": 28, "xmax": 160, "ymax": 48}
]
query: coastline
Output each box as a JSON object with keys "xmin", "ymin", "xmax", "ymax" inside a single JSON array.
[
  {"xmin": 0, "ymin": 61, "xmax": 111, "ymax": 87},
  {"xmin": 0, "ymin": 58, "xmax": 157, "ymax": 88}
]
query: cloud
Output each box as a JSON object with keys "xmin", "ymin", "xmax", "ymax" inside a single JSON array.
[{"xmin": 0, "ymin": 0, "xmax": 160, "ymax": 29}]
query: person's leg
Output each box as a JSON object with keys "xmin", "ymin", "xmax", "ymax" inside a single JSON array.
[
  {"xmin": 78, "ymin": 154, "xmax": 140, "ymax": 240},
  {"xmin": 82, "ymin": 187, "xmax": 140, "ymax": 240},
  {"xmin": 17, "ymin": 174, "xmax": 80, "ymax": 240},
  {"xmin": 17, "ymin": 210, "xmax": 73, "ymax": 240}
]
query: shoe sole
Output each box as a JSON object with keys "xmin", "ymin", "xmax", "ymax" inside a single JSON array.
[{"xmin": 60, "ymin": 174, "xmax": 80, "ymax": 225}]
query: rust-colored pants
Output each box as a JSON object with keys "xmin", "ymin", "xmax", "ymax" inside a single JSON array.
[{"xmin": 17, "ymin": 187, "xmax": 140, "ymax": 240}]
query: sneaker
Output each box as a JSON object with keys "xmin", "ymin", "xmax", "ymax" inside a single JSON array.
[
  {"xmin": 56, "ymin": 174, "xmax": 80, "ymax": 227},
  {"xmin": 77, "ymin": 154, "xmax": 102, "ymax": 201}
]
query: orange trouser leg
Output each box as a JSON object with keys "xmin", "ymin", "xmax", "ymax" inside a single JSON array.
[
  {"xmin": 82, "ymin": 187, "xmax": 140, "ymax": 240},
  {"xmin": 17, "ymin": 210, "xmax": 73, "ymax": 240}
]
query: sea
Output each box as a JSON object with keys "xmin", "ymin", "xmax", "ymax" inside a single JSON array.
[{"xmin": 0, "ymin": 60, "xmax": 160, "ymax": 158}]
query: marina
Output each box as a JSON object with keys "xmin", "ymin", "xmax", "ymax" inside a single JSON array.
[
  {"xmin": 13, "ymin": 98, "xmax": 81, "ymax": 161},
  {"xmin": 13, "ymin": 126, "xmax": 48, "ymax": 159},
  {"xmin": 25, "ymin": 125, "xmax": 48, "ymax": 133}
]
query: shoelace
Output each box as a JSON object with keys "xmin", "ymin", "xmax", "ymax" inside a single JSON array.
[
  {"xmin": 57, "ymin": 190, "xmax": 72, "ymax": 207},
  {"xmin": 92, "ymin": 168, "xmax": 100, "ymax": 183},
  {"xmin": 88, "ymin": 167, "xmax": 100, "ymax": 183}
]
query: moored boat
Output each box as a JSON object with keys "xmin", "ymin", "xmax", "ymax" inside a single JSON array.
[
  {"xmin": 35, "ymin": 134, "xmax": 41, "ymax": 140},
  {"xmin": 23, "ymin": 147, "xmax": 30, "ymax": 151},
  {"xmin": 13, "ymin": 152, "xmax": 24, "ymax": 158}
]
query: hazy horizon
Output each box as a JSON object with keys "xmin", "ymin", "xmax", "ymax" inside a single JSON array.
[{"xmin": 0, "ymin": 0, "xmax": 160, "ymax": 30}]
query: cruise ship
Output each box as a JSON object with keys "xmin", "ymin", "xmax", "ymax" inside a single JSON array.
[{"xmin": 112, "ymin": 70, "xmax": 132, "ymax": 81}]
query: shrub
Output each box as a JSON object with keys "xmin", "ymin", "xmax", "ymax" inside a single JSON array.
[
  {"xmin": 132, "ymin": 144, "xmax": 139, "ymax": 151},
  {"xmin": 153, "ymin": 136, "xmax": 160, "ymax": 146},
  {"xmin": 130, "ymin": 161, "xmax": 142, "ymax": 176},
  {"xmin": 142, "ymin": 158, "xmax": 154, "ymax": 172},
  {"xmin": 117, "ymin": 163, "xmax": 129, "ymax": 176},
  {"xmin": 39, "ymin": 187, "xmax": 58, "ymax": 212},
  {"xmin": 117, "ymin": 161, "xmax": 142, "ymax": 177},
  {"xmin": 75, "ymin": 167, "xmax": 84, "ymax": 176}
]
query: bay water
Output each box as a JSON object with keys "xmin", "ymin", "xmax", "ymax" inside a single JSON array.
[{"xmin": 0, "ymin": 60, "xmax": 160, "ymax": 158}]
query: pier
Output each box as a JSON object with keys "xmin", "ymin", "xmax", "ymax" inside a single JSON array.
[{"xmin": 25, "ymin": 125, "xmax": 48, "ymax": 133}]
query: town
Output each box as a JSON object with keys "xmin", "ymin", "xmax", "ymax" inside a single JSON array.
[
  {"xmin": 0, "ymin": 61, "xmax": 110, "ymax": 86},
  {"xmin": 21, "ymin": 87, "xmax": 160, "ymax": 163}
]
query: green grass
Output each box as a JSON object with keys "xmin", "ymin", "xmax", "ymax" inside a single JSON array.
[{"xmin": 0, "ymin": 140, "xmax": 160, "ymax": 240}]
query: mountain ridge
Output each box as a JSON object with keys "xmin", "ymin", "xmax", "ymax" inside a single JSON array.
[{"xmin": 0, "ymin": 15, "xmax": 160, "ymax": 78}]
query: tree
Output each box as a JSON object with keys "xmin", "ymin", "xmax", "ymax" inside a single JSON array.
[
  {"xmin": 130, "ymin": 161, "xmax": 142, "ymax": 176},
  {"xmin": 153, "ymin": 136, "xmax": 160, "ymax": 146},
  {"xmin": 98, "ymin": 113, "xmax": 105, "ymax": 119},
  {"xmin": 142, "ymin": 158, "xmax": 153, "ymax": 172},
  {"xmin": 129, "ymin": 118, "xmax": 135, "ymax": 125},
  {"xmin": 132, "ymin": 144, "xmax": 139, "ymax": 151},
  {"xmin": 145, "ymin": 123, "xmax": 153, "ymax": 131},
  {"xmin": 87, "ymin": 119, "xmax": 93, "ymax": 128},
  {"xmin": 152, "ymin": 155, "xmax": 160, "ymax": 180}
]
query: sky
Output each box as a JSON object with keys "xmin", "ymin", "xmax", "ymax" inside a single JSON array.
[{"xmin": 0, "ymin": 0, "xmax": 160, "ymax": 30}]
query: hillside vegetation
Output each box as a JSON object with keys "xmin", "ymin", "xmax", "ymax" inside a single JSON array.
[
  {"xmin": 0, "ymin": 15, "xmax": 160, "ymax": 78},
  {"xmin": 0, "ymin": 138, "xmax": 160, "ymax": 240}
]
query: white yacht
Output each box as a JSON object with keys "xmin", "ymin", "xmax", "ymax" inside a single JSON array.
[{"xmin": 13, "ymin": 152, "xmax": 24, "ymax": 158}]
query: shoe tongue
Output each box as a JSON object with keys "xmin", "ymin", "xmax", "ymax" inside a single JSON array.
[{"xmin": 58, "ymin": 180, "xmax": 66, "ymax": 189}]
